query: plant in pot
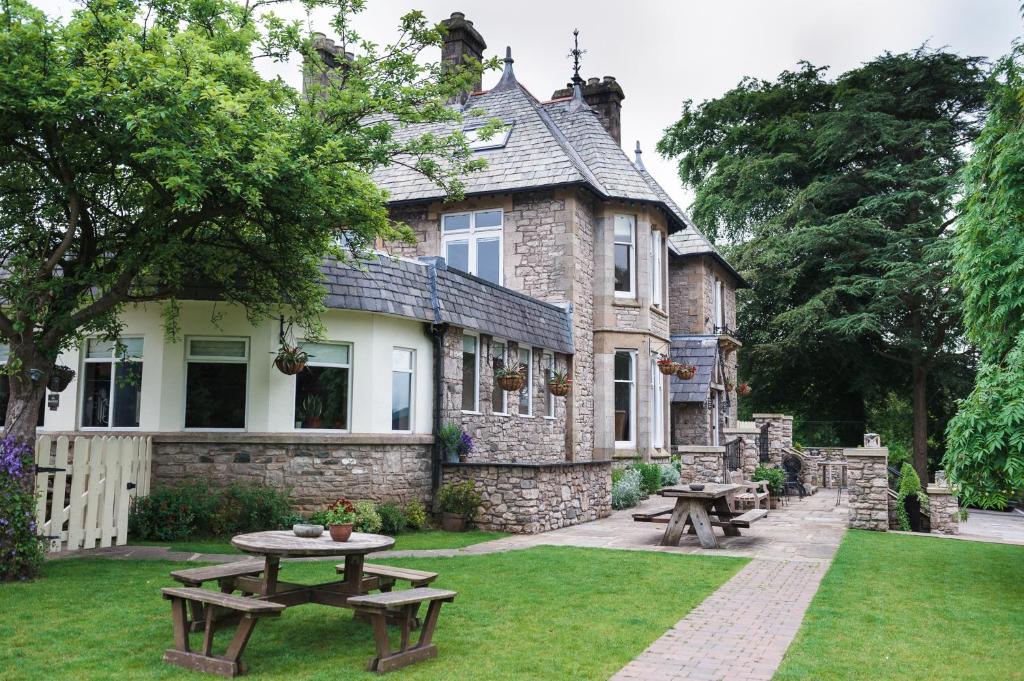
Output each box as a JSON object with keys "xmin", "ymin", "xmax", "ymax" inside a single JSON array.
[
  {"xmin": 495, "ymin": 363, "xmax": 526, "ymax": 392},
  {"xmin": 752, "ymin": 464, "xmax": 785, "ymax": 508},
  {"xmin": 274, "ymin": 344, "xmax": 308, "ymax": 375},
  {"xmin": 322, "ymin": 498, "xmax": 358, "ymax": 541},
  {"xmin": 547, "ymin": 369, "xmax": 573, "ymax": 397},
  {"xmin": 47, "ymin": 365, "xmax": 76, "ymax": 393},
  {"xmin": 737, "ymin": 382, "xmax": 752, "ymax": 397},
  {"xmin": 436, "ymin": 480, "xmax": 481, "ymax": 532},
  {"xmin": 897, "ymin": 462, "xmax": 927, "ymax": 532},
  {"xmin": 656, "ymin": 358, "xmax": 678, "ymax": 376},
  {"xmin": 675, "ymin": 364, "xmax": 697, "ymax": 380},
  {"xmin": 437, "ymin": 423, "xmax": 462, "ymax": 463},
  {"xmin": 300, "ymin": 394, "xmax": 324, "ymax": 429}
]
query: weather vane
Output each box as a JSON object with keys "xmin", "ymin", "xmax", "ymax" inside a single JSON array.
[{"xmin": 569, "ymin": 28, "xmax": 585, "ymax": 85}]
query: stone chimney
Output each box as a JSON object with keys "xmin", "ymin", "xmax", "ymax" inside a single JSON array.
[
  {"xmin": 303, "ymin": 33, "xmax": 352, "ymax": 96},
  {"xmin": 441, "ymin": 12, "xmax": 487, "ymax": 104},
  {"xmin": 553, "ymin": 76, "xmax": 625, "ymax": 145}
]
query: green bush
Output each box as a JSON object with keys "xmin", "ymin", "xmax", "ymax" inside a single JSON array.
[
  {"xmin": 377, "ymin": 502, "xmax": 407, "ymax": 535},
  {"xmin": 611, "ymin": 468, "xmax": 625, "ymax": 486},
  {"xmin": 210, "ymin": 483, "xmax": 298, "ymax": 536},
  {"xmin": 631, "ymin": 462, "xmax": 662, "ymax": 496},
  {"xmin": 436, "ymin": 481, "xmax": 482, "ymax": 518},
  {"xmin": 897, "ymin": 463, "xmax": 927, "ymax": 531},
  {"xmin": 752, "ymin": 465, "xmax": 785, "ymax": 497},
  {"xmin": 659, "ymin": 464, "xmax": 680, "ymax": 487},
  {"xmin": 611, "ymin": 468, "xmax": 642, "ymax": 509},
  {"xmin": 0, "ymin": 436, "xmax": 45, "ymax": 580},
  {"xmin": 404, "ymin": 500, "xmax": 427, "ymax": 530},
  {"xmin": 353, "ymin": 500, "xmax": 382, "ymax": 533}
]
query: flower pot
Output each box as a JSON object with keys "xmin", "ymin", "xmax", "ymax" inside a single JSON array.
[
  {"xmin": 445, "ymin": 447, "xmax": 459, "ymax": 464},
  {"xmin": 769, "ymin": 495, "xmax": 780, "ymax": 509},
  {"xmin": 676, "ymin": 366, "xmax": 696, "ymax": 380},
  {"xmin": 274, "ymin": 357, "xmax": 306, "ymax": 376},
  {"xmin": 657, "ymin": 362, "xmax": 677, "ymax": 376},
  {"xmin": 440, "ymin": 512, "xmax": 467, "ymax": 532},
  {"xmin": 497, "ymin": 374, "xmax": 525, "ymax": 392},
  {"xmin": 328, "ymin": 523, "xmax": 353, "ymax": 542},
  {"xmin": 458, "ymin": 453, "xmax": 468, "ymax": 463},
  {"xmin": 306, "ymin": 416, "xmax": 322, "ymax": 429},
  {"xmin": 548, "ymin": 382, "xmax": 572, "ymax": 397}
]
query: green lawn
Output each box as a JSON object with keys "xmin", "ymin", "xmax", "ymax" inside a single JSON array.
[
  {"xmin": 133, "ymin": 530, "xmax": 509, "ymax": 556},
  {"xmin": 775, "ymin": 531, "xmax": 1024, "ymax": 680},
  {"xmin": 1, "ymin": 546, "xmax": 745, "ymax": 680}
]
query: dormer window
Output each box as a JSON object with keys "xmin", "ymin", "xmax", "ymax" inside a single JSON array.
[
  {"xmin": 464, "ymin": 122, "xmax": 513, "ymax": 151},
  {"xmin": 442, "ymin": 209, "xmax": 503, "ymax": 284}
]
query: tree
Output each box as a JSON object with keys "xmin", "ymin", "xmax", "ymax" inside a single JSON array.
[
  {"xmin": 659, "ymin": 49, "xmax": 989, "ymax": 481},
  {"xmin": 944, "ymin": 44, "xmax": 1024, "ymax": 508},
  {"xmin": 0, "ymin": 0, "xmax": 489, "ymax": 579}
]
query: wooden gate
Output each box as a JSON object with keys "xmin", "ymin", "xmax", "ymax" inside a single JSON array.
[{"xmin": 34, "ymin": 435, "xmax": 152, "ymax": 553}]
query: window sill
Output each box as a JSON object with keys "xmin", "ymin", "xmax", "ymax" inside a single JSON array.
[
  {"xmin": 612, "ymin": 297, "xmax": 641, "ymax": 308},
  {"xmin": 650, "ymin": 305, "xmax": 668, "ymax": 319},
  {"xmin": 492, "ymin": 412, "xmax": 509, "ymax": 417},
  {"xmin": 462, "ymin": 410, "xmax": 481, "ymax": 415},
  {"xmin": 543, "ymin": 416, "xmax": 557, "ymax": 421},
  {"xmin": 519, "ymin": 414, "xmax": 534, "ymax": 419}
]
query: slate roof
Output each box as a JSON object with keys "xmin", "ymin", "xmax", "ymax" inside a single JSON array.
[
  {"xmin": 667, "ymin": 228, "xmax": 748, "ymax": 287},
  {"xmin": 321, "ymin": 254, "xmax": 573, "ymax": 354},
  {"xmin": 372, "ymin": 53, "xmax": 690, "ymax": 232},
  {"xmin": 669, "ymin": 335, "xmax": 719, "ymax": 403}
]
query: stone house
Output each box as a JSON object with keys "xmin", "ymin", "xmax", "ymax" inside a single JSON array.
[{"xmin": 19, "ymin": 11, "xmax": 748, "ymax": 533}]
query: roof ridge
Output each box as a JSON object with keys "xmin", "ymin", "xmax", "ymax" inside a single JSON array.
[{"xmin": 531, "ymin": 97, "xmax": 607, "ymax": 195}]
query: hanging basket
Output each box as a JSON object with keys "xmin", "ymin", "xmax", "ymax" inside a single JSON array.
[
  {"xmin": 548, "ymin": 381, "xmax": 572, "ymax": 397},
  {"xmin": 274, "ymin": 357, "xmax": 307, "ymax": 376},
  {"xmin": 737, "ymin": 383, "xmax": 752, "ymax": 396},
  {"xmin": 497, "ymin": 374, "xmax": 526, "ymax": 392},
  {"xmin": 657, "ymin": 360, "xmax": 678, "ymax": 376},
  {"xmin": 47, "ymin": 366, "xmax": 76, "ymax": 393},
  {"xmin": 675, "ymin": 365, "xmax": 696, "ymax": 380}
]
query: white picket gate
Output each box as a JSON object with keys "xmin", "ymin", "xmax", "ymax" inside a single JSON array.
[{"xmin": 34, "ymin": 435, "xmax": 152, "ymax": 553}]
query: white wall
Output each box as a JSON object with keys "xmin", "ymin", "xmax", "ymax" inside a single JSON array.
[{"xmin": 42, "ymin": 302, "xmax": 434, "ymax": 435}]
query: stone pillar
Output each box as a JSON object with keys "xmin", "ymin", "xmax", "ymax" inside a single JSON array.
[
  {"xmin": 844, "ymin": 446, "xmax": 889, "ymax": 531},
  {"xmin": 723, "ymin": 424, "xmax": 760, "ymax": 478},
  {"xmin": 926, "ymin": 484, "xmax": 960, "ymax": 535},
  {"xmin": 752, "ymin": 414, "xmax": 794, "ymax": 465},
  {"xmin": 675, "ymin": 445, "xmax": 726, "ymax": 483}
]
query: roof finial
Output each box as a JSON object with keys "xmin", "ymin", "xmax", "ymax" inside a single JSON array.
[
  {"xmin": 568, "ymin": 81, "xmax": 586, "ymax": 112},
  {"xmin": 568, "ymin": 29, "xmax": 585, "ymax": 86},
  {"xmin": 634, "ymin": 140, "xmax": 646, "ymax": 170},
  {"xmin": 492, "ymin": 46, "xmax": 518, "ymax": 91}
]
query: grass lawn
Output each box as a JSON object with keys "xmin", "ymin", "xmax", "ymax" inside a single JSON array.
[
  {"xmin": 1, "ymin": 546, "xmax": 745, "ymax": 680},
  {"xmin": 775, "ymin": 531, "xmax": 1024, "ymax": 681},
  {"xmin": 133, "ymin": 530, "xmax": 509, "ymax": 556}
]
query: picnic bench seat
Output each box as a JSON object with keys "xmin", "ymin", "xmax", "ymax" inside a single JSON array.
[
  {"xmin": 170, "ymin": 560, "xmax": 266, "ymax": 631},
  {"xmin": 729, "ymin": 508, "xmax": 768, "ymax": 528},
  {"xmin": 347, "ymin": 587, "xmax": 457, "ymax": 674},
  {"xmin": 336, "ymin": 562, "xmax": 438, "ymax": 590},
  {"xmin": 633, "ymin": 506, "xmax": 767, "ymax": 530},
  {"xmin": 161, "ymin": 587, "xmax": 285, "ymax": 678}
]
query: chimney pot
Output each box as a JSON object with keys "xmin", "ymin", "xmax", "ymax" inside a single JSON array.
[
  {"xmin": 552, "ymin": 74, "xmax": 626, "ymax": 145},
  {"xmin": 587, "ymin": 77, "xmax": 600, "ymax": 86},
  {"xmin": 441, "ymin": 12, "xmax": 487, "ymax": 104}
]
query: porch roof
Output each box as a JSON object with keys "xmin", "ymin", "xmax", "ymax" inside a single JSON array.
[{"xmin": 669, "ymin": 335, "xmax": 718, "ymax": 403}]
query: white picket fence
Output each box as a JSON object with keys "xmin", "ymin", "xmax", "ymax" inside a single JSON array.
[{"xmin": 34, "ymin": 435, "xmax": 153, "ymax": 553}]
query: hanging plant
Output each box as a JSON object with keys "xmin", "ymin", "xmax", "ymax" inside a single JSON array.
[
  {"xmin": 495, "ymin": 363, "xmax": 526, "ymax": 392},
  {"xmin": 274, "ymin": 345, "xmax": 309, "ymax": 375},
  {"xmin": 737, "ymin": 382, "xmax": 752, "ymax": 396},
  {"xmin": 548, "ymin": 369, "xmax": 573, "ymax": 397},
  {"xmin": 47, "ymin": 365, "xmax": 75, "ymax": 393},
  {"xmin": 675, "ymin": 364, "xmax": 697, "ymax": 380},
  {"xmin": 656, "ymin": 358, "xmax": 678, "ymax": 375}
]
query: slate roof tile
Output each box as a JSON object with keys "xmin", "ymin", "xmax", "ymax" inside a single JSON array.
[{"xmin": 669, "ymin": 335, "xmax": 719, "ymax": 403}]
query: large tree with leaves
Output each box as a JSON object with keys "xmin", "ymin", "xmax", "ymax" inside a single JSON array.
[
  {"xmin": 944, "ymin": 44, "xmax": 1024, "ymax": 509},
  {"xmin": 659, "ymin": 49, "xmax": 989, "ymax": 480},
  {"xmin": 0, "ymin": 0, "xmax": 489, "ymax": 579}
]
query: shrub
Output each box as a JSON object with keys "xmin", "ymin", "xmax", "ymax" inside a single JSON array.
[
  {"xmin": 659, "ymin": 464, "xmax": 680, "ymax": 487},
  {"xmin": 611, "ymin": 468, "xmax": 643, "ymax": 510},
  {"xmin": 436, "ymin": 481, "xmax": 482, "ymax": 518},
  {"xmin": 611, "ymin": 468, "xmax": 625, "ymax": 486},
  {"xmin": 752, "ymin": 465, "xmax": 785, "ymax": 497},
  {"xmin": 353, "ymin": 500, "xmax": 382, "ymax": 533},
  {"xmin": 0, "ymin": 436, "xmax": 45, "ymax": 580},
  {"xmin": 631, "ymin": 462, "xmax": 662, "ymax": 496},
  {"xmin": 209, "ymin": 482, "xmax": 297, "ymax": 536},
  {"xmin": 897, "ymin": 463, "xmax": 927, "ymax": 531},
  {"xmin": 404, "ymin": 500, "xmax": 427, "ymax": 530},
  {"xmin": 377, "ymin": 502, "xmax": 407, "ymax": 535}
]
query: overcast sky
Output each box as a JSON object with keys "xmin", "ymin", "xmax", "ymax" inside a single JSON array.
[{"xmin": 33, "ymin": 0, "xmax": 1022, "ymax": 211}]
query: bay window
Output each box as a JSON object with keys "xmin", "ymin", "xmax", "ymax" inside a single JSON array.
[
  {"xmin": 614, "ymin": 350, "xmax": 635, "ymax": 446},
  {"xmin": 462, "ymin": 334, "xmax": 479, "ymax": 412},
  {"xmin": 614, "ymin": 215, "xmax": 636, "ymax": 297},
  {"xmin": 650, "ymin": 228, "xmax": 664, "ymax": 308},
  {"xmin": 82, "ymin": 338, "xmax": 144, "ymax": 429},
  {"xmin": 442, "ymin": 209, "xmax": 503, "ymax": 285},
  {"xmin": 185, "ymin": 337, "xmax": 248, "ymax": 429},
  {"xmin": 518, "ymin": 346, "xmax": 532, "ymax": 416},
  {"xmin": 391, "ymin": 348, "xmax": 415, "ymax": 432},
  {"xmin": 294, "ymin": 342, "xmax": 350, "ymax": 430},
  {"xmin": 491, "ymin": 340, "xmax": 506, "ymax": 415}
]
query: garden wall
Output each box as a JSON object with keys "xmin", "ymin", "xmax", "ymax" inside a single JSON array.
[
  {"xmin": 441, "ymin": 461, "xmax": 612, "ymax": 533},
  {"xmin": 845, "ymin": 445, "xmax": 889, "ymax": 531}
]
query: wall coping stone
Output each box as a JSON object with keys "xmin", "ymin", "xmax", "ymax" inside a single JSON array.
[
  {"xmin": 442, "ymin": 460, "xmax": 611, "ymax": 469},
  {"xmin": 40, "ymin": 431, "xmax": 435, "ymax": 446},
  {"xmin": 752, "ymin": 413, "xmax": 793, "ymax": 420},
  {"xmin": 843, "ymin": 446, "xmax": 889, "ymax": 458},
  {"xmin": 723, "ymin": 426, "xmax": 759, "ymax": 435},
  {"xmin": 675, "ymin": 445, "xmax": 726, "ymax": 454},
  {"xmin": 926, "ymin": 485, "xmax": 955, "ymax": 495}
]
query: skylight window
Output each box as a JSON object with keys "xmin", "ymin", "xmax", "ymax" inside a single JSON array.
[{"xmin": 464, "ymin": 122, "xmax": 513, "ymax": 151}]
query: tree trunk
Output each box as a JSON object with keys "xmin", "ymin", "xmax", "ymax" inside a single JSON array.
[
  {"xmin": 911, "ymin": 360, "xmax": 929, "ymax": 485},
  {"xmin": 5, "ymin": 342, "xmax": 52, "ymax": 461}
]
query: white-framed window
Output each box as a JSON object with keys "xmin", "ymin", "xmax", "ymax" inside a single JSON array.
[
  {"xmin": 614, "ymin": 350, "xmax": 636, "ymax": 446},
  {"xmin": 391, "ymin": 348, "xmax": 415, "ymax": 432},
  {"xmin": 714, "ymin": 278, "xmax": 724, "ymax": 330},
  {"xmin": 543, "ymin": 352, "xmax": 555, "ymax": 418},
  {"xmin": 712, "ymin": 391, "xmax": 721, "ymax": 446},
  {"xmin": 464, "ymin": 122, "xmax": 513, "ymax": 151},
  {"xmin": 614, "ymin": 215, "xmax": 636, "ymax": 297},
  {"xmin": 442, "ymin": 209, "xmax": 503, "ymax": 285},
  {"xmin": 650, "ymin": 228, "xmax": 664, "ymax": 308},
  {"xmin": 461, "ymin": 334, "xmax": 479, "ymax": 413},
  {"xmin": 0, "ymin": 344, "xmax": 44, "ymax": 428},
  {"xmin": 491, "ymin": 340, "xmax": 507, "ymax": 415},
  {"xmin": 184, "ymin": 337, "xmax": 248, "ymax": 429},
  {"xmin": 518, "ymin": 346, "xmax": 533, "ymax": 416},
  {"xmin": 294, "ymin": 342, "xmax": 351, "ymax": 430},
  {"xmin": 80, "ymin": 338, "xmax": 144, "ymax": 429},
  {"xmin": 651, "ymin": 356, "xmax": 665, "ymax": 449}
]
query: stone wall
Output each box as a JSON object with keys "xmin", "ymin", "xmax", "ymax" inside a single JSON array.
[
  {"xmin": 675, "ymin": 445, "xmax": 725, "ymax": 483},
  {"xmin": 926, "ymin": 485, "xmax": 960, "ymax": 535},
  {"xmin": 753, "ymin": 414, "xmax": 793, "ymax": 464},
  {"xmin": 672, "ymin": 402, "xmax": 711, "ymax": 446},
  {"xmin": 845, "ymin": 446, "xmax": 889, "ymax": 531},
  {"xmin": 723, "ymin": 425, "xmax": 761, "ymax": 478},
  {"xmin": 149, "ymin": 433, "xmax": 434, "ymax": 513},
  {"xmin": 441, "ymin": 461, "xmax": 612, "ymax": 533},
  {"xmin": 569, "ymin": 192, "xmax": 596, "ymax": 460}
]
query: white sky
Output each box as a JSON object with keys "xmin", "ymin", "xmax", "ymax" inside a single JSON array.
[{"xmin": 33, "ymin": 0, "xmax": 1022, "ymax": 211}]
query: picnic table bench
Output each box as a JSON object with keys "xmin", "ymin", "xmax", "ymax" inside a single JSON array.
[
  {"xmin": 170, "ymin": 561, "xmax": 266, "ymax": 631},
  {"xmin": 348, "ymin": 587, "xmax": 457, "ymax": 673},
  {"xmin": 633, "ymin": 506, "xmax": 768, "ymax": 528},
  {"xmin": 637, "ymin": 483, "xmax": 769, "ymax": 548}
]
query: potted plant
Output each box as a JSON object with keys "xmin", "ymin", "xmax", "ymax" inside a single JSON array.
[
  {"xmin": 456, "ymin": 431, "xmax": 474, "ymax": 463},
  {"xmin": 322, "ymin": 498, "xmax": 357, "ymax": 541},
  {"xmin": 547, "ymin": 369, "xmax": 573, "ymax": 397},
  {"xmin": 436, "ymin": 480, "xmax": 482, "ymax": 532},
  {"xmin": 437, "ymin": 423, "xmax": 462, "ymax": 463},
  {"xmin": 274, "ymin": 344, "xmax": 308, "ymax": 375},
  {"xmin": 300, "ymin": 394, "xmax": 324, "ymax": 428},
  {"xmin": 495, "ymin": 363, "xmax": 526, "ymax": 392},
  {"xmin": 753, "ymin": 464, "xmax": 785, "ymax": 508},
  {"xmin": 737, "ymin": 382, "xmax": 752, "ymax": 396},
  {"xmin": 675, "ymin": 364, "xmax": 696, "ymax": 380},
  {"xmin": 897, "ymin": 463, "xmax": 927, "ymax": 532},
  {"xmin": 656, "ymin": 358, "xmax": 678, "ymax": 376},
  {"xmin": 47, "ymin": 365, "xmax": 76, "ymax": 393}
]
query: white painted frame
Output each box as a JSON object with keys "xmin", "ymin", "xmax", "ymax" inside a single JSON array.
[
  {"xmin": 491, "ymin": 339, "xmax": 507, "ymax": 415},
  {"xmin": 518, "ymin": 346, "xmax": 533, "ymax": 417},
  {"xmin": 614, "ymin": 349, "xmax": 636, "ymax": 448},
  {"xmin": 714, "ymin": 278, "xmax": 724, "ymax": 330},
  {"xmin": 79, "ymin": 337, "xmax": 144, "ymax": 431},
  {"xmin": 441, "ymin": 209, "xmax": 504, "ymax": 285},
  {"xmin": 292, "ymin": 340, "xmax": 353, "ymax": 432},
  {"xmin": 614, "ymin": 215, "xmax": 637, "ymax": 298},
  {"xmin": 650, "ymin": 356, "xmax": 665, "ymax": 449},
  {"xmin": 390, "ymin": 347, "xmax": 415, "ymax": 433},
  {"xmin": 461, "ymin": 333, "xmax": 480, "ymax": 414},
  {"xmin": 542, "ymin": 352, "xmax": 555, "ymax": 419},
  {"xmin": 183, "ymin": 336, "xmax": 250, "ymax": 431},
  {"xmin": 651, "ymin": 228, "xmax": 664, "ymax": 309}
]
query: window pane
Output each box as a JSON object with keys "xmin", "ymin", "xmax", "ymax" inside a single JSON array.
[
  {"xmin": 463, "ymin": 335, "xmax": 476, "ymax": 353},
  {"xmin": 614, "ymin": 351, "xmax": 633, "ymax": 381},
  {"xmin": 295, "ymin": 366, "xmax": 349, "ymax": 430},
  {"xmin": 491, "ymin": 342, "xmax": 505, "ymax": 413},
  {"xmin": 446, "ymin": 240, "xmax": 469, "ymax": 272},
  {"xmin": 443, "ymin": 213, "xmax": 471, "ymax": 232},
  {"xmin": 302, "ymin": 342, "xmax": 349, "ymax": 365},
  {"xmin": 185, "ymin": 362, "xmax": 246, "ymax": 428},
  {"xmin": 614, "ymin": 381, "xmax": 632, "ymax": 442},
  {"xmin": 461, "ymin": 339, "xmax": 477, "ymax": 411},
  {"xmin": 614, "ymin": 244, "xmax": 632, "ymax": 292},
  {"xmin": 82, "ymin": 362, "xmax": 113, "ymax": 427},
  {"xmin": 477, "ymin": 238, "xmax": 501, "ymax": 284},
  {"xmin": 475, "ymin": 209, "xmax": 503, "ymax": 229},
  {"xmin": 86, "ymin": 339, "xmax": 116, "ymax": 359},
  {"xmin": 392, "ymin": 348, "xmax": 413, "ymax": 372},
  {"xmin": 614, "ymin": 215, "xmax": 634, "ymax": 242},
  {"xmin": 519, "ymin": 348, "xmax": 531, "ymax": 414},
  {"xmin": 112, "ymin": 362, "xmax": 143, "ymax": 428},
  {"xmin": 121, "ymin": 338, "xmax": 144, "ymax": 358},
  {"xmin": 189, "ymin": 339, "xmax": 247, "ymax": 359},
  {"xmin": 391, "ymin": 370, "xmax": 412, "ymax": 431}
]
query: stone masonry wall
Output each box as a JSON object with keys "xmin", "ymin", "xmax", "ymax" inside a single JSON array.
[
  {"xmin": 675, "ymin": 445, "xmax": 725, "ymax": 483},
  {"xmin": 753, "ymin": 414, "xmax": 793, "ymax": 465},
  {"xmin": 570, "ymin": 192, "xmax": 596, "ymax": 460},
  {"xmin": 724, "ymin": 427, "xmax": 761, "ymax": 478},
  {"xmin": 150, "ymin": 434, "xmax": 433, "ymax": 513},
  {"xmin": 845, "ymin": 446, "xmax": 889, "ymax": 531},
  {"xmin": 926, "ymin": 485, "xmax": 960, "ymax": 535},
  {"xmin": 441, "ymin": 461, "xmax": 612, "ymax": 533},
  {"xmin": 672, "ymin": 402, "xmax": 711, "ymax": 447}
]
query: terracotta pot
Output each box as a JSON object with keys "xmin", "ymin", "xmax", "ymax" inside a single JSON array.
[
  {"xmin": 440, "ymin": 512, "xmax": 467, "ymax": 532},
  {"xmin": 657, "ymin": 362, "xmax": 677, "ymax": 376},
  {"xmin": 328, "ymin": 523, "xmax": 353, "ymax": 542},
  {"xmin": 548, "ymin": 382, "xmax": 572, "ymax": 397},
  {"xmin": 274, "ymin": 357, "xmax": 306, "ymax": 375},
  {"xmin": 306, "ymin": 416, "xmax": 322, "ymax": 429},
  {"xmin": 497, "ymin": 374, "xmax": 525, "ymax": 391}
]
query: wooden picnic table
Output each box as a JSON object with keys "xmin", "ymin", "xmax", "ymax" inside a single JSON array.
[{"xmin": 659, "ymin": 483, "xmax": 745, "ymax": 549}]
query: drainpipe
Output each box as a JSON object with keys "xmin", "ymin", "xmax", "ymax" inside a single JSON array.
[{"xmin": 420, "ymin": 256, "xmax": 448, "ymax": 493}]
